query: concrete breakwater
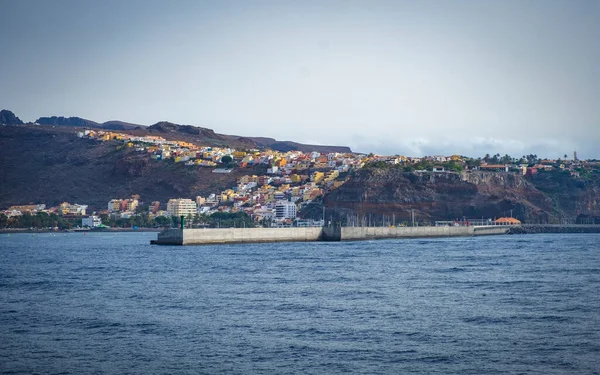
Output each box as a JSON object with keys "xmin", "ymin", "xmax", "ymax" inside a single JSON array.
[
  {"xmin": 507, "ymin": 224, "xmax": 600, "ymax": 235},
  {"xmin": 153, "ymin": 225, "xmax": 509, "ymax": 245}
]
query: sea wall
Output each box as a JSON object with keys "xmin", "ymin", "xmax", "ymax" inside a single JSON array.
[
  {"xmin": 507, "ymin": 224, "xmax": 600, "ymax": 234},
  {"xmin": 155, "ymin": 228, "xmax": 184, "ymax": 245},
  {"xmin": 154, "ymin": 225, "xmax": 508, "ymax": 245},
  {"xmin": 181, "ymin": 227, "xmax": 322, "ymax": 245},
  {"xmin": 341, "ymin": 226, "xmax": 472, "ymax": 240}
]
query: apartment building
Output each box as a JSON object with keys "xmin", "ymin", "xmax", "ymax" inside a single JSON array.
[{"xmin": 166, "ymin": 198, "xmax": 197, "ymax": 217}]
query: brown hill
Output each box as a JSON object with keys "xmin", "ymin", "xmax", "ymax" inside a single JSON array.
[
  {"xmin": 0, "ymin": 124, "xmax": 265, "ymax": 209},
  {"xmin": 28, "ymin": 111, "xmax": 352, "ymax": 153}
]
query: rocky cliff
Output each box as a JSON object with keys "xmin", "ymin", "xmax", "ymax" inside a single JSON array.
[
  {"xmin": 0, "ymin": 110, "xmax": 24, "ymax": 125},
  {"xmin": 36, "ymin": 116, "xmax": 100, "ymax": 128},
  {"xmin": 528, "ymin": 171, "xmax": 600, "ymax": 219},
  {"xmin": 323, "ymin": 168, "xmax": 599, "ymax": 224}
]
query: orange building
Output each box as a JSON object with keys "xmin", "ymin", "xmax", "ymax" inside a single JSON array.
[{"xmin": 494, "ymin": 217, "xmax": 521, "ymax": 225}]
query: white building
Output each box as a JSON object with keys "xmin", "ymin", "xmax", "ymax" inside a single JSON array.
[
  {"xmin": 275, "ymin": 201, "xmax": 297, "ymax": 219},
  {"xmin": 82, "ymin": 215, "xmax": 102, "ymax": 228},
  {"xmin": 167, "ymin": 198, "xmax": 197, "ymax": 217}
]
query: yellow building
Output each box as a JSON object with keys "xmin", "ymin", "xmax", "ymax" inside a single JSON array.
[
  {"xmin": 126, "ymin": 199, "xmax": 139, "ymax": 212},
  {"xmin": 311, "ymin": 172, "xmax": 325, "ymax": 183},
  {"xmin": 108, "ymin": 199, "xmax": 122, "ymax": 211},
  {"xmin": 325, "ymin": 170, "xmax": 339, "ymax": 181}
]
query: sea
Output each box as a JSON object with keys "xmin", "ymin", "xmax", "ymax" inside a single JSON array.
[{"xmin": 1, "ymin": 232, "xmax": 599, "ymax": 374}]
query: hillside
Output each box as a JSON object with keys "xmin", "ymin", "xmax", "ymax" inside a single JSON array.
[
  {"xmin": 0, "ymin": 125, "xmax": 265, "ymax": 209},
  {"xmin": 2, "ymin": 112, "xmax": 598, "ymax": 223},
  {"xmin": 319, "ymin": 168, "xmax": 600, "ymax": 224}
]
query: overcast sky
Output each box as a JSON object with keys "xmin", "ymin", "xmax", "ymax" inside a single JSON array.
[{"xmin": 1, "ymin": 0, "xmax": 599, "ymax": 158}]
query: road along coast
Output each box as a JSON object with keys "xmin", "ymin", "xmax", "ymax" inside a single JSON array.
[{"xmin": 152, "ymin": 225, "xmax": 509, "ymax": 245}]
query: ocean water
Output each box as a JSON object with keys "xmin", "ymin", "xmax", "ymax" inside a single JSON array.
[{"xmin": 1, "ymin": 232, "xmax": 599, "ymax": 374}]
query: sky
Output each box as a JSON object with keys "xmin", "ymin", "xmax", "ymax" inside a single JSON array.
[{"xmin": 1, "ymin": 0, "xmax": 599, "ymax": 158}]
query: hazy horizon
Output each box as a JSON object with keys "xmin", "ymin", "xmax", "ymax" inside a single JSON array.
[{"xmin": 2, "ymin": 0, "xmax": 599, "ymax": 158}]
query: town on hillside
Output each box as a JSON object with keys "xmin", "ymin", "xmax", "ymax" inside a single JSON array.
[{"xmin": 2, "ymin": 128, "xmax": 599, "ymax": 229}]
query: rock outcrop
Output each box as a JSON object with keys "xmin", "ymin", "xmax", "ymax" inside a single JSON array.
[
  {"xmin": 322, "ymin": 168, "xmax": 598, "ymax": 224},
  {"xmin": 0, "ymin": 110, "xmax": 24, "ymax": 125},
  {"xmin": 36, "ymin": 116, "xmax": 99, "ymax": 128}
]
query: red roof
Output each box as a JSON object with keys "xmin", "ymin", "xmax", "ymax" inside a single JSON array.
[{"xmin": 494, "ymin": 217, "xmax": 521, "ymax": 224}]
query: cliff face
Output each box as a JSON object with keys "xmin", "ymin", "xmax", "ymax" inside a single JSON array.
[
  {"xmin": 528, "ymin": 171, "xmax": 600, "ymax": 218},
  {"xmin": 36, "ymin": 116, "xmax": 99, "ymax": 127},
  {"xmin": 323, "ymin": 168, "xmax": 591, "ymax": 224}
]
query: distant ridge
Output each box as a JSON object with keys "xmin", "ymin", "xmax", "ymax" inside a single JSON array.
[
  {"xmin": 249, "ymin": 138, "xmax": 351, "ymax": 154},
  {"xmin": 36, "ymin": 116, "xmax": 144, "ymax": 130},
  {"xmin": 4, "ymin": 109, "xmax": 352, "ymax": 153},
  {"xmin": 102, "ymin": 120, "xmax": 146, "ymax": 131},
  {"xmin": 0, "ymin": 110, "xmax": 24, "ymax": 125},
  {"xmin": 36, "ymin": 116, "xmax": 99, "ymax": 128}
]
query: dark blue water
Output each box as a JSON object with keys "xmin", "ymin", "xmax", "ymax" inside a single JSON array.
[{"xmin": 1, "ymin": 232, "xmax": 599, "ymax": 374}]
